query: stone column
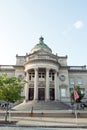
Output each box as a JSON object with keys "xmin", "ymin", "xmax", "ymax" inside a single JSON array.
[
  {"xmin": 67, "ymin": 79, "xmax": 70, "ymax": 102},
  {"xmin": 57, "ymin": 74, "xmax": 60, "ymax": 100},
  {"xmin": 46, "ymin": 68, "xmax": 49, "ymax": 100},
  {"xmin": 55, "ymin": 71, "xmax": 60, "ymax": 100},
  {"xmin": 34, "ymin": 68, "xmax": 38, "ymax": 100},
  {"xmin": 25, "ymin": 71, "xmax": 29, "ymax": 102},
  {"xmin": 55, "ymin": 71, "xmax": 58, "ymax": 100}
]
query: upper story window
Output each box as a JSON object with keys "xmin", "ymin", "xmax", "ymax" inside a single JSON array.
[
  {"xmin": 29, "ymin": 72, "xmax": 35, "ymax": 81},
  {"xmin": 77, "ymin": 78, "xmax": 83, "ymax": 85},
  {"xmin": 49, "ymin": 72, "xmax": 54, "ymax": 81},
  {"xmin": 70, "ymin": 78, "xmax": 75, "ymax": 85},
  {"xmin": 38, "ymin": 72, "xmax": 45, "ymax": 81},
  {"xmin": 18, "ymin": 74, "xmax": 24, "ymax": 80},
  {"xmin": 70, "ymin": 77, "xmax": 83, "ymax": 86}
]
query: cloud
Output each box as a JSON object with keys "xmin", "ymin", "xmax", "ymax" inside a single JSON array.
[
  {"xmin": 73, "ymin": 21, "xmax": 84, "ymax": 29},
  {"xmin": 62, "ymin": 20, "xmax": 84, "ymax": 36}
]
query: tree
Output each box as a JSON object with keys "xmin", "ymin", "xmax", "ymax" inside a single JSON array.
[
  {"xmin": 0, "ymin": 73, "xmax": 26, "ymax": 121},
  {"xmin": 70, "ymin": 85, "xmax": 84, "ymax": 103}
]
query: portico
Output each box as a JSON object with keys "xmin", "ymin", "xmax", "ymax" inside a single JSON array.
[{"xmin": 25, "ymin": 68, "xmax": 59, "ymax": 101}]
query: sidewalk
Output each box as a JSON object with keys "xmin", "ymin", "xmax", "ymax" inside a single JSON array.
[
  {"xmin": 0, "ymin": 110, "xmax": 87, "ymax": 127},
  {"xmin": 12, "ymin": 116, "xmax": 87, "ymax": 127}
]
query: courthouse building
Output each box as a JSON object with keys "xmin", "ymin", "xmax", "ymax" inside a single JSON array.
[{"xmin": 0, "ymin": 37, "xmax": 87, "ymax": 102}]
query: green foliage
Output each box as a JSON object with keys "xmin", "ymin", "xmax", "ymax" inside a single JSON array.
[
  {"xmin": 0, "ymin": 73, "xmax": 26, "ymax": 103},
  {"xmin": 70, "ymin": 85, "xmax": 84, "ymax": 103}
]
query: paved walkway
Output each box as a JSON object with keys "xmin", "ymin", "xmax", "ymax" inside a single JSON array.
[
  {"xmin": 9, "ymin": 116, "xmax": 87, "ymax": 127},
  {"xmin": 0, "ymin": 110, "xmax": 87, "ymax": 127}
]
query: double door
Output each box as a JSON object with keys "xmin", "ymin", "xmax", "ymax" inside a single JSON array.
[
  {"xmin": 38, "ymin": 88, "xmax": 45, "ymax": 100},
  {"xmin": 29, "ymin": 88, "xmax": 55, "ymax": 100}
]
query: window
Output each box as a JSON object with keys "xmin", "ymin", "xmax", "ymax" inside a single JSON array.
[
  {"xmin": 29, "ymin": 76, "xmax": 31, "ymax": 80},
  {"xmin": 29, "ymin": 72, "xmax": 35, "ymax": 81},
  {"xmin": 70, "ymin": 78, "xmax": 75, "ymax": 85},
  {"xmin": 52, "ymin": 75, "xmax": 54, "ymax": 81},
  {"xmin": 69, "ymin": 88, "xmax": 73, "ymax": 93},
  {"xmin": 49, "ymin": 72, "xmax": 54, "ymax": 81},
  {"xmin": 18, "ymin": 75, "xmax": 24, "ymax": 80},
  {"xmin": 38, "ymin": 72, "xmax": 45, "ymax": 81},
  {"xmin": 77, "ymin": 78, "xmax": 83, "ymax": 85}
]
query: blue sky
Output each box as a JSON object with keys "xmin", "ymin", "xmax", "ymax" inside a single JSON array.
[{"xmin": 0, "ymin": 0, "xmax": 87, "ymax": 66}]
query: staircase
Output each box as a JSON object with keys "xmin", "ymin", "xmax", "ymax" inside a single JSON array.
[
  {"xmin": 12, "ymin": 101, "xmax": 87, "ymax": 118},
  {"xmin": 13, "ymin": 100, "xmax": 71, "ymax": 111}
]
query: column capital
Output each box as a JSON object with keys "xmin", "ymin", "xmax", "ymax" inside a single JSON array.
[
  {"xmin": 25, "ymin": 69, "xmax": 29, "ymax": 73},
  {"xmin": 25, "ymin": 71, "xmax": 29, "ymax": 82},
  {"xmin": 34, "ymin": 68, "xmax": 38, "ymax": 71},
  {"xmin": 54, "ymin": 70, "xmax": 59, "ymax": 76},
  {"xmin": 46, "ymin": 68, "xmax": 50, "ymax": 71}
]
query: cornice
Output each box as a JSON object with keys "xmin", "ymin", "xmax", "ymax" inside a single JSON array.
[
  {"xmin": 68, "ymin": 69, "xmax": 87, "ymax": 73},
  {"xmin": 24, "ymin": 59, "xmax": 60, "ymax": 66},
  {"xmin": 13, "ymin": 65, "xmax": 24, "ymax": 68}
]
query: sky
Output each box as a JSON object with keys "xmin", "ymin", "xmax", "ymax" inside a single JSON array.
[{"xmin": 0, "ymin": 0, "xmax": 87, "ymax": 66}]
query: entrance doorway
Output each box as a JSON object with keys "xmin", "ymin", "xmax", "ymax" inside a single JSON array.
[
  {"xmin": 50, "ymin": 88, "xmax": 55, "ymax": 100},
  {"xmin": 29, "ymin": 88, "xmax": 34, "ymax": 100},
  {"xmin": 38, "ymin": 88, "xmax": 45, "ymax": 100}
]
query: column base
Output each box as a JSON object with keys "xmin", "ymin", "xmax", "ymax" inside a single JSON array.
[
  {"xmin": 33, "ymin": 99, "xmax": 38, "ymax": 102},
  {"xmin": 54, "ymin": 99, "xmax": 59, "ymax": 102},
  {"xmin": 45, "ymin": 99, "xmax": 50, "ymax": 102},
  {"xmin": 24, "ymin": 99, "xmax": 28, "ymax": 103}
]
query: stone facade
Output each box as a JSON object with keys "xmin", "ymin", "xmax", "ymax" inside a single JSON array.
[{"xmin": 0, "ymin": 37, "xmax": 87, "ymax": 102}]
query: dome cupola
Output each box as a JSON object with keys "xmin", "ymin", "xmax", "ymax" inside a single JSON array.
[{"xmin": 30, "ymin": 37, "xmax": 52, "ymax": 53}]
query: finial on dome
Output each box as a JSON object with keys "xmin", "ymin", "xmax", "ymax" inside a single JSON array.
[{"xmin": 39, "ymin": 36, "xmax": 44, "ymax": 44}]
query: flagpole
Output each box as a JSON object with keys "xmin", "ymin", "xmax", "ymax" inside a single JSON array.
[
  {"xmin": 73, "ymin": 86, "xmax": 79, "ymax": 125},
  {"xmin": 75, "ymin": 102, "xmax": 78, "ymax": 124}
]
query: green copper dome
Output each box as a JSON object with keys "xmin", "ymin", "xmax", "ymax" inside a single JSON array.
[{"xmin": 30, "ymin": 37, "xmax": 52, "ymax": 53}]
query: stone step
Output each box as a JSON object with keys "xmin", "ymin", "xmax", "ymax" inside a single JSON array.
[
  {"xmin": 1, "ymin": 110, "xmax": 86, "ymax": 118},
  {"xmin": 13, "ymin": 101, "xmax": 71, "ymax": 111}
]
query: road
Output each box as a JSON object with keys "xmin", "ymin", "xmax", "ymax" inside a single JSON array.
[{"xmin": 0, "ymin": 127, "xmax": 86, "ymax": 130}]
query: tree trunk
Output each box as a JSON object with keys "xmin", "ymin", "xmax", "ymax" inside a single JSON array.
[{"xmin": 5, "ymin": 103, "xmax": 9, "ymax": 122}]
